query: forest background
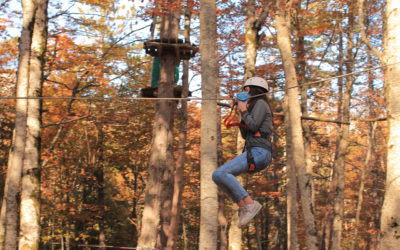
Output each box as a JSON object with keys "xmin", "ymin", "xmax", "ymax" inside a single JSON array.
[{"xmin": 0, "ymin": 0, "xmax": 396, "ymax": 249}]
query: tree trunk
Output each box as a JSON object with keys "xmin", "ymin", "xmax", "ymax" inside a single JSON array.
[
  {"xmin": 351, "ymin": 44, "xmax": 378, "ymax": 249},
  {"xmin": 244, "ymin": 0, "xmax": 270, "ymax": 81},
  {"xmin": 294, "ymin": 0, "xmax": 315, "ymax": 210},
  {"xmin": 274, "ymin": 1, "xmax": 318, "ymax": 249},
  {"xmin": 158, "ymin": 20, "xmax": 179, "ymax": 250},
  {"xmin": 226, "ymin": 1, "xmax": 272, "ymax": 247},
  {"xmin": 137, "ymin": 2, "xmax": 179, "ymax": 248},
  {"xmin": 244, "ymin": 0, "xmax": 258, "ymax": 80},
  {"xmin": 94, "ymin": 124, "xmax": 106, "ymax": 250},
  {"xmin": 350, "ymin": 122, "xmax": 376, "ymax": 250},
  {"xmin": 218, "ymin": 190, "xmax": 228, "ymax": 250},
  {"xmin": 380, "ymin": 0, "xmax": 400, "ymax": 249},
  {"xmin": 199, "ymin": 0, "xmax": 219, "ymax": 249},
  {"xmin": 228, "ymin": 203, "xmax": 241, "ymax": 250},
  {"xmin": 1, "ymin": 0, "xmax": 36, "ymax": 249},
  {"xmin": 283, "ymin": 95, "xmax": 298, "ymax": 250},
  {"xmin": 288, "ymin": 2, "xmax": 309, "ymax": 248},
  {"xmin": 217, "ymin": 108, "xmax": 228, "ymax": 250},
  {"xmin": 320, "ymin": 20, "xmax": 345, "ymax": 249},
  {"xmin": 166, "ymin": 5, "xmax": 191, "ymax": 249},
  {"xmin": 130, "ymin": 164, "xmax": 139, "ymax": 247},
  {"xmin": 374, "ymin": 157, "xmax": 385, "ymax": 250},
  {"xmin": 331, "ymin": 7, "xmax": 355, "ymax": 250},
  {"xmin": 18, "ymin": 0, "xmax": 48, "ymax": 249},
  {"xmin": 228, "ymin": 133, "xmax": 244, "ymax": 250}
]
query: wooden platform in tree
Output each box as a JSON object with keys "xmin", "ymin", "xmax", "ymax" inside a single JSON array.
[
  {"xmin": 140, "ymin": 86, "xmax": 192, "ymax": 98},
  {"xmin": 144, "ymin": 39, "xmax": 198, "ymax": 60}
]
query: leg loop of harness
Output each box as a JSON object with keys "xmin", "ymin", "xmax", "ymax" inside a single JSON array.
[{"xmin": 246, "ymin": 146, "xmax": 256, "ymax": 172}]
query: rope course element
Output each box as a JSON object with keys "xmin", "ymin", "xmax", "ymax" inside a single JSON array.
[
  {"xmin": 283, "ymin": 63, "xmax": 390, "ymax": 91},
  {"xmin": 0, "ymin": 62, "xmax": 397, "ymax": 101},
  {"xmin": 144, "ymin": 38, "xmax": 198, "ymax": 61}
]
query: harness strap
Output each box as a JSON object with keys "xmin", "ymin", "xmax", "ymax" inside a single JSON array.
[
  {"xmin": 246, "ymin": 146, "xmax": 256, "ymax": 172},
  {"xmin": 246, "ymin": 130, "xmax": 264, "ymax": 172},
  {"xmin": 223, "ymin": 103, "xmax": 248, "ymax": 129}
]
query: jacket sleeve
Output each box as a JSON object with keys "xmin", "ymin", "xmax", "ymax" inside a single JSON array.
[{"xmin": 241, "ymin": 100, "xmax": 268, "ymax": 132}]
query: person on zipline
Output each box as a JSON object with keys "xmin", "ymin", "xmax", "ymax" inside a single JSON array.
[{"xmin": 212, "ymin": 76, "xmax": 273, "ymax": 228}]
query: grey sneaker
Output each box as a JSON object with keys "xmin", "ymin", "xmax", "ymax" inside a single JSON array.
[{"xmin": 238, "ymin": 201, "xmax": 262, "ymax": 228}]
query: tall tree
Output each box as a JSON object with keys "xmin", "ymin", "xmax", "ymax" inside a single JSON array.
[
  {"xmin": 350, "ymin": 121, "xmax": 377, "ymax": 250},
  {"xmin": 18, "ymin": 0, "xmax": 48, "ymax": 249},
  {"xmin": 157, "ymin": 6, "xmax": 180, "ymax": 246},
  {"xmin": 290, "ymin": 1, "xmax": 308, "ymax": 249},
  {"xmin": 228, "ymin": 135, "xmax": 245, "ymax": 250},
  {"xmin": 166, "ymin": 2, "xmax": 192, "ymax": 248},
  {"xmin": 199, "ymin": 0, "xmax": 219, "ymax": 249},
  {"xmin": 274, "ymin": 0, "xmax": 318, "ymax": 249},
  {"xmin": 0, "ymin": 0, "xmax": 36, "ymax": 248},
  {"xmin": 244, "ymin": 0, "xmax": 270, "ymax": 81},
  {"xmin": 348, "ymin": 4, "xmax": 381, "ymax": 249},
  {"xmin": 294, "ymin": 0, "xmax": 314, "ymax": 208},
  {"xmin": 380, "ymin": 0, "xmax": 400, "ymax": 248},
  {"xmin": 331, "ymin": 5, "xmax": 355, "ymax": 250},
  {"xmin": 94, "ymin": 123, "xmax": 106, "ymax": 250},
  {"xmin": 322, "ymin": 15, "xmax": 344, "ymax": 250},
  {"xmin": 283, "ymin": 94, "xmax": 298, "ymax": 250},
  {"xmin": 137, "ymin": 1, "xmax": 180, "ymax": 248}
]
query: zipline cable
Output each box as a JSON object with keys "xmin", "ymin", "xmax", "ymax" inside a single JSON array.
[
  {"xmin": 0, "ymin": 61, "xmax": 397, "ymax": 101},
  {"xmin": 283, "ymin": 63, "xmax": 390, "ymax": 91}
]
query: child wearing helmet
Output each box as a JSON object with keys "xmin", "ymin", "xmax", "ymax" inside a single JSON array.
[{"xmin": 212, "ymin": 76, "xmax": 273, "ymax": 228}]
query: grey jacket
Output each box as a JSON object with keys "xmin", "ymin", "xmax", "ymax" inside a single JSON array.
[{"xmin": 239, "ymin": 99, "xmax": 273, "ymax": 151}]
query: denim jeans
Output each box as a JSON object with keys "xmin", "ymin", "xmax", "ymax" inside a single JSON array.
[{"xmin": 212, "ymin": 147, "xmax": 271, "ymax": 203}]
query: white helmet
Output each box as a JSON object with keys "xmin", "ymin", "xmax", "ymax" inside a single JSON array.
[{"xmin": 244, "ymin": 77, "xmax": 269, "ymax": 92}]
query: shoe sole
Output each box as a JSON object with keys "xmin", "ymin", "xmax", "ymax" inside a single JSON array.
[{"xmin": 239, "ymin": 204, "xmax": 262, "ymax": 228}]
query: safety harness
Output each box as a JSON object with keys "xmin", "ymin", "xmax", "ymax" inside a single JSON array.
[
  {"xmin": 223, "ymin": 94, "xmax": 272, "ymax": 172},
  {"xmin": 244, "ymin": 130, "xmax": 272, "ymax": 172}
]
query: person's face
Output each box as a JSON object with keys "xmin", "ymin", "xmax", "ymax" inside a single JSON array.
[{"xmin": 244, "ymin": 86, "xmax": 250, "ymax": 92}]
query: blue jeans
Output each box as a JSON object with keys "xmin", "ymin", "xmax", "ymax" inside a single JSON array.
[{"xmin": 212, "ymin": 147, "xmax": 271, "ymax": 203}]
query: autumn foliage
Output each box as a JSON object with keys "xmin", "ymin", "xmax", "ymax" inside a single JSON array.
[{"xmin": 0, "ymin": 0, "xmax": 388, "ymax": 249}]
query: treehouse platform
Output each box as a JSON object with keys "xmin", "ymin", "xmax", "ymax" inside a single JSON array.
[
  {"xmin": 140, "ymin": 86, "xmax": 192, "ymax": 98},
  {"xmin": 144, "ymin": 39, "xmax": 199, "ymax": 61}
]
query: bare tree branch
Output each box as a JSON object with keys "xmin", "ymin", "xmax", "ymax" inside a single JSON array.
[
  {"xmin": 43, "ymin": 115, "xmax": 90, "ymax": 128},
  {"xmin": 255, "ymin": 0, "xmax": 273, "ymax": 29}
]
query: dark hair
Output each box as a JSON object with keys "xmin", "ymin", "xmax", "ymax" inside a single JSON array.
[{"xmin": 247, "ymin": 86, "xmax": 273, "ymax": 119}]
